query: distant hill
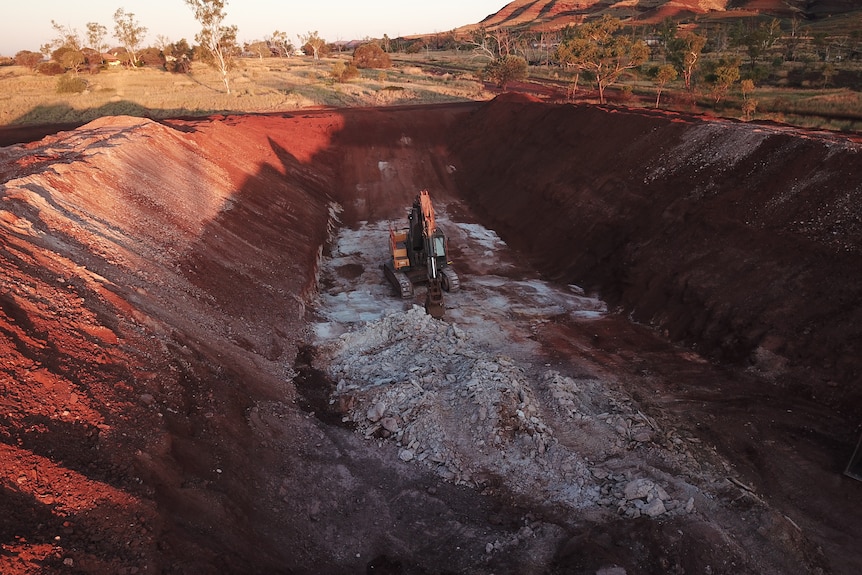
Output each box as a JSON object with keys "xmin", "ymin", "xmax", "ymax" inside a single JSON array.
[{"xmin": 458, "ymin": 0, "xmax": 861, "ymax": 31}]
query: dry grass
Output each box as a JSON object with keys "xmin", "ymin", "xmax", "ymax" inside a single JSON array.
[
  {"xmin": 2, "ymin": 51, "xmax": 858, "ymax": 133},
  {"xmin": 0, "ymin": 56, "xmax": 494, "ymax": 127}
]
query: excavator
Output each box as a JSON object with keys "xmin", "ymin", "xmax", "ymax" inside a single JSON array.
[{"xmin": 383, "ymin": 190, "xmax": 460, "ymax": 318}]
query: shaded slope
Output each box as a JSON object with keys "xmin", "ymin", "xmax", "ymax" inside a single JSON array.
[{"xmin": 451, "ymin": 95, "xmax": 862, "ymax": 409}]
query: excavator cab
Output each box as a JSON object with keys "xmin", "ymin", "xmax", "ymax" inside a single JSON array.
[{"xmin": 383, "ymin": 190, "xmax": 460, "ymax": 318}]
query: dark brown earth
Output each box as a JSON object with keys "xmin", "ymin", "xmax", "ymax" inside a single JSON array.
[{"xmin": 1, "ymin": 96, "xmax": 861, "ymax": 574}]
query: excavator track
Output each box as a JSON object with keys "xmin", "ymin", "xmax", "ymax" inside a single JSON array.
[
  {"xmin": 441, "ymin": 268, "xmax": 460, "ymax": 292},
  {"xmin": 383, "ymin": 262, "xmax": 414, "ymax": 299}
]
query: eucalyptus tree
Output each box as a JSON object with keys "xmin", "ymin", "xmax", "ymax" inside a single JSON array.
[
  {"xmin": 186, "ymin": 0, "xmax": 238, "ymax": 93},
  {"xmin": 556, "ymin": 15, "xmax": 649, "ymax": 104},
  {"xmin": 113, "ymin": 9, "xmax": 147, "ymax": 66}
]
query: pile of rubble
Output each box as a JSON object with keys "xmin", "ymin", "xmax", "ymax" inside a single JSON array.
[{"xmin": 321, "ymin": 306, "xmax": 700, "ymax": 518}]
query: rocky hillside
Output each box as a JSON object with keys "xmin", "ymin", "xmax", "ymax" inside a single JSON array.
[{"xmin": 464, "ymin": 0, "xmax": 859, "ymax": 31}]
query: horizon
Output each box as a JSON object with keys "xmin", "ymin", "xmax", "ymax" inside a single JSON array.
[{"xmin": 1, "ymin": 0, "xmax": 506, "ymax": 57}]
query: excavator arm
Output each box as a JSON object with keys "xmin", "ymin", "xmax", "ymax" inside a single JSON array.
[{"xmin": 418, "ymin": 191, "xmax": 445, "ymax": 317}]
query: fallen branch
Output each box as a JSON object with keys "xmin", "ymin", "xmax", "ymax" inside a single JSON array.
[{"xmin": 728, "ymin": 476, "xmax": 756, "ymax": 493}]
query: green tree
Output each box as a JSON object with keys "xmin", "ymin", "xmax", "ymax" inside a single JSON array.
[
  {"xmin": 821, "ymin": 63, "xmax": 836, "ymax": 88},
  {"xmin": 165, "ymin": 39, "xmax": 193, "ymax": 73},
  {"xmin": 783, "ymin": 16, "xmax": 803, "ymax": 62},
  {"xmin": 86, "ymin": 22, "xmax": 108, "ymax": 53},
  {"xmin": 657, "ymin": 17, "xmax": 678, "ymax": 50},
  {"xmin": 185, "ymin": 0, "xmax": 238, "ymax": 94},
  {"xmin": 298, "ymin": 31, "xmax": 327, "ymax": 62},
  {"xmin": 165, "ymin": 39, "xmax": 193, "ymax": 60},
  {"xmin": 707, "ymin": 58, "xmax": 741, "ymax": 104},
  {"xmin": 353, "ymin": 43, "xmax": 391, "ymax": 69},
  {"xmin": 246, "ymin": 41, "xmax": 270, "ymax": 58},
  {"xmin": 51, "ymin": 46, "xmax": 74, "ymax": 65},
  {"xmin": 812, "ymin": 32, "xmax": 829, "ymax": 61},
  {"xmin": 742, "ymin": 19, "xmax": 781, "ymax": 68},
  {"xmin": 269, "ymin": 30, "xmax": 293, "ymax": 57},
  {"xmin": 60, "ymin": 50, "xmax": 85, "ymax": 73},
  {"xmin": 740, "ymin": 78, "xmax": 756, "ymax": 120},
  {"xmin": 667, "ymin": 30, "xmax": 706, "ymax": 91},
  {"xmin": 50, "ymin": 20, "xmax": 81, "ymax": 51},
  {"xmin": 483, "ymin": 55, "xmax": 528, "ymax": 90},
  {"xmin": 555, "ymin": 16, "xmax": 649, "ymax": 104},
  {"xmin": 113, "ymin": 9, "xmax": 147, "ymax": 66},
  {"xmin": 653, "ymin": 64, "xmax": 677, "ymax": 108}
]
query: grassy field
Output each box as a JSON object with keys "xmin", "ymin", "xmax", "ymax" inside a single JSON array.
[
  {"xmin": 0, "ymin": 54, "xmax": 494, "ymax": 127},
  {"xmin": 1, "ymin": 51, "xmax": 861, "ymax": 133}
]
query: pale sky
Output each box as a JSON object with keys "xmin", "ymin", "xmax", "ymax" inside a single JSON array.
[{"xmin": 1, "ymin": 1, "xmax": 507, "ymax": 56}]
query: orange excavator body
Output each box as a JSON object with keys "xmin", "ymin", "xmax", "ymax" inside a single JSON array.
[{"xmin": 383, "ymin": 190, "xmax": 460, "ymax": 318}]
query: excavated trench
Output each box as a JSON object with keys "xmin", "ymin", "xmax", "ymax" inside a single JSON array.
[{"xmin": 1, "ymin": 96, "xmax": 861, "ymax": 574}]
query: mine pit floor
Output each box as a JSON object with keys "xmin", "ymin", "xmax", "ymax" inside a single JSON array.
[{"xmin": 301, "ymin": 201, "xmax": 856, "ymax": 574}]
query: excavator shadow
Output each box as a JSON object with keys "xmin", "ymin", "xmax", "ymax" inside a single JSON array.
[{"xmin": 846, "ymin": 434, "xmax": 862, "ymax": 481}]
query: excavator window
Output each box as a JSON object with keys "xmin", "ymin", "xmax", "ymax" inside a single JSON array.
[{"xmin": 432, "ymin": 236, "xmax": 445, "ymax": 257}]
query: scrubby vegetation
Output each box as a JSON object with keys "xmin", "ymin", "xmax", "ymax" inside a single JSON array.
[
  {"xmin": 2, "ymin": 7, "xmax": 861, "ymax": 132},
  {"xmin": 55, "ymin": 74, "xmax": 88, "ymax": 94}
]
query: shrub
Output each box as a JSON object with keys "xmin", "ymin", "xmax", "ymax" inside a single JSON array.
[
  {"xmin": 483, "ymin": 56, "xmax": 528, "ymax": 90},
  {"xmin": 56, "ymin": 74, "xmax": 88, "ymax": 94},
  {"xmin": 167, "ymin": 55, "xmax": 191, "ymax": 74},
  {"xmin": 38, "ymin": 61, "xmax": 65, "ymax": 76},
  {"xmin": 617, "ymin": 84, "xmax": 634, "ymax": 102},
  {"xmin": 15, "ymin": 50, "xmax": 43, "ymax": 69},
  {"xmin": 353, "ymin": 43, "xmax": 391, "ymax": 69},
  {"xmin": 331, "ymin": 61, "xmax": 359, "ymax": 82},
  {"xmin": 138, "ymin": 47, "xmax": 166, "ymax": 69}
]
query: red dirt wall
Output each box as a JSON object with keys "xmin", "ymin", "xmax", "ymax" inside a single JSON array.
[
  {"xmin": 0, "ymin": 112, "xmax": 340, "ymax": 572},
  {"xmin": 450, "ymin": 94, "xmax": 862, "ymax": 411}
]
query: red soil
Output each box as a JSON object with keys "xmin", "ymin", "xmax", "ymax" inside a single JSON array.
[{"xmin": 1, "ymin": 97, "xmax": 861, "ymax": 573}]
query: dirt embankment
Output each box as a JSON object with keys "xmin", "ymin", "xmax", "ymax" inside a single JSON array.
[
  {"xmin": 451, "ymin": 94, "xmax": 862, "ymax": 412},
  {"xmin": 0, "ymin": 112, "xmax": 341, "ymax": 573}
]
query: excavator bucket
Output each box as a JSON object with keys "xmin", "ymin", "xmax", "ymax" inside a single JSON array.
[
  {"xmin": 846, "ymin": 434, "xmax": 862, "ymax": 481},
  {"xmin": 425, "ymin": 278, "xmax": 445, "ymax": 319}
]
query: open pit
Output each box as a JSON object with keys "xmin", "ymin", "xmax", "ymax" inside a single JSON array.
[{"xmin": 1, "ymin": 95, "xmax": 861, "ymax": 574}]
